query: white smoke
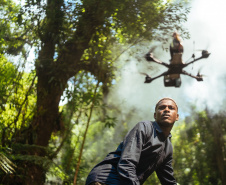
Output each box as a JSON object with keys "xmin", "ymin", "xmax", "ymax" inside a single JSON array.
[
  {"xmin": 108, "ymin": 0, "xmax": 226, "ymax": 126},
  {"xmin": 183, "ymin": 0, "xmax": 226, "ymax": 113}
]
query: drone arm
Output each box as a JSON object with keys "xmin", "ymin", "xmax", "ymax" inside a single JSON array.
[
  {"xmin": 144, "ymin": 72, "xmax": 167, "ymax": 83},
  {"xmin": 152, "ymin": 57, "xmax": 169, "ymax": 67},
  {"xmin": 184, "ymin": 52, "xmax": 211, "ymax": 67},
  {"xmin": 145, "ymin": 53, "xmax": 169, "ymax": 67},
  {"xmin": 181, "ymin": 70, "xmax": 203, "ymax": 81},
  {"xmin": 184, "ymin": 56, "xmax": 204, "ymax": 67}
]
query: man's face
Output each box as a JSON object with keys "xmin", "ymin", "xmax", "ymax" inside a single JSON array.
[{"xmin": 154, "ymin": 99, "xmax": 179, "ymax": 127}]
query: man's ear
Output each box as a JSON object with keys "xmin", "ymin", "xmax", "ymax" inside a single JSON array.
[
  {"xmin": 176, "ymin": 113, "xmax": 179, "ymax": 121},
  {"xmin": 154, "ymin": 112, "xmax": 156, "ymax": 120}
]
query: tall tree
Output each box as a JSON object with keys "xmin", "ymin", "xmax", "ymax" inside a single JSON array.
[{"xmin": 1, "ymin": 0, "xmax": 190, "ymax": 184}]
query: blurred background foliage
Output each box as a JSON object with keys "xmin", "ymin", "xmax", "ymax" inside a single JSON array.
[{"xmin": 0, "ymin": 0, "xmax": 225, "ymax": 184}]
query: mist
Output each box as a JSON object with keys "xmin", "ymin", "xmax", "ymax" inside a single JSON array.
[
  {"xmin": 183, "ymin": 0, "xmax": 226, "ymax": 113},
  {"xmin": 107, "ymin": 0, "xmax": 226, "ymax": 128}
]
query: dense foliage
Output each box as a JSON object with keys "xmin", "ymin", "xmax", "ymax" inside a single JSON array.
[
  {"xmin": 1, "ymin": 0, "xmax": 225, "ymax": 185},
  {"xmin": 173, "ymin": 110, "xmax": 226, "ymax": 185}
]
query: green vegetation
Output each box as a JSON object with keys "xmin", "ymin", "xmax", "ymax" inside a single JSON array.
[{"xmin": 0, "ymin": 0, "xmax": 225, "ymax": 184}]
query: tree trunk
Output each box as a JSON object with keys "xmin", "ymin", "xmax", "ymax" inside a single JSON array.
[{"xmin": 7, "ymin": 0, "xmax": 109, "ymax": 183}]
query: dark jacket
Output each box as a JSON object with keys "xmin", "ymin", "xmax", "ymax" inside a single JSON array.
[{"xmin": 85, "ymin": 121, "xmax": 177, "ymax": 185}]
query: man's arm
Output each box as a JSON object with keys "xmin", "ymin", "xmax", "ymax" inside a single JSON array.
[
  {"xmin": 155, "ymin": 155, "xmax": 177, "ymax": 185},
  {"xmin": 117, "ymin": 122, "xmax": 147, "ymax": 185}
]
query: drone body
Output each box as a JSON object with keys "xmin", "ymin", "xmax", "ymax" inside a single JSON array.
[{"xmin": 144, "ymin": 50, "xmax": 210, "ymax": 87}]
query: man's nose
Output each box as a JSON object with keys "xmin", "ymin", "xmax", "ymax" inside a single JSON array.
[{"xmin": 164, "ymin": 107, "xmax": 170, "ymax": 112}]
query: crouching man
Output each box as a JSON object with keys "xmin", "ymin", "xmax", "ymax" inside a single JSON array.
[{"xmin": 86, "ymin": 98, "xmax": 179, "ymax": 185}]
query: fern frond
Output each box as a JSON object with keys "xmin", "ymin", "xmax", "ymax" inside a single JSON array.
[{"xmin": 0, "ymin": 153, "xmax": 16, "ymax": 174}]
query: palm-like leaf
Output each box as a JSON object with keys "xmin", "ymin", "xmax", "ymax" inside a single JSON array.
[{"xmin": 0, "ymin": 153, "xmax": 16, "ymax": 174}]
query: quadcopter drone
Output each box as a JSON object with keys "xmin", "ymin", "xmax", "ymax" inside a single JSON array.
[{"xmin": 144, "ymin": 50, "xmax": 211, "ymax": 87}]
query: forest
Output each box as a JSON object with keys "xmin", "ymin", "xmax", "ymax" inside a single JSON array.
[{"xmin": 0, "ymin": 0, "xmax": 225, "ymax": 184}]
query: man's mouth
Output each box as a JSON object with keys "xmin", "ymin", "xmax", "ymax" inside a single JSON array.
[{"xmin": 162, "ymin": 114, "xmax": 170, "ymax": 118}]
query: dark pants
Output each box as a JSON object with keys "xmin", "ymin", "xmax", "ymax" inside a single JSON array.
[{"xmin": 89, "ymin": 182, "xmax": 107, "ymax": 185}]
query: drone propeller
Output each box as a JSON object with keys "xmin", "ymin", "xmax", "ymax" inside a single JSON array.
[
  {"xmin": 192, "ymin": 41, "xmax": 210, "ymax": 59},
  {"xmin": 197, "ymin": 71, "xmax": 202, "ymax": 77},
  {"xmin": 197, "ymin": 72, "xmax": 207, "ymax": 78},
  {"xmin": 190, "ymin": 49, "xmax": 210, "ymax": 60},
  {"xmin": 140, "ymin": 72, "xmax": 153, "ymax": 83},
  {"xmin": 196, "ymin": 68, "xmax": 207, "ymax": 78},
  {"xmin": 140, "ymin": 72, "xmax": 151, "ymax": 77},
  {"xmin": 145, "ymin": 46, "xmax": 157, "ymax": 61},
  {"xmin": 148, "ymin": 46, "xmax": 157, "ymax": 54}
]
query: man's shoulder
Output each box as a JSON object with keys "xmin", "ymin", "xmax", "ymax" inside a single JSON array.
[
  {"xmin": 136, "ymin": 120, "xmax": 153, "ymax": 128},
  {"xmin": 135, "ymin": 121, "xmax": 155, "ymax": 135},
  {"xmin": 138, "ymin": 120, "xmax": 154, "ymax": 125}
]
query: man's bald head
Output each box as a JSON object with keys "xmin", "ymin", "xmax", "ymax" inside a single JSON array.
[{"xmin": 155, "ymin": 98, "xmax": 178, "ymax": 111}]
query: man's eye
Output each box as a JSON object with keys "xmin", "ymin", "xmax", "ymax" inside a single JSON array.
[{"xmin": 159, "ymin": 106, "xmax": 165, "ymax": 110}]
